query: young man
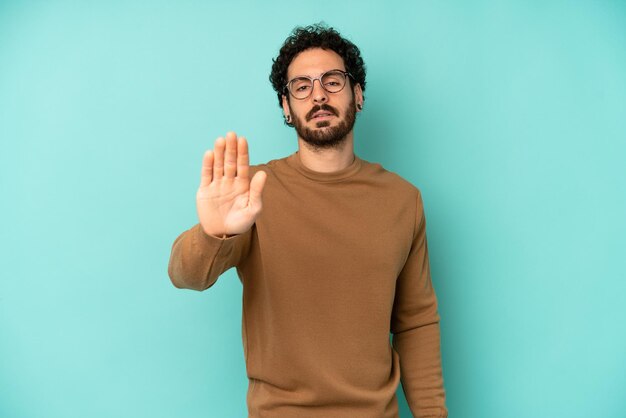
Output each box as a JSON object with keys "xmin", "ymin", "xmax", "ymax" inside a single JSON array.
[{"xmin": 168, "ymin": 24, "xmax": 448, "ymax": 418}]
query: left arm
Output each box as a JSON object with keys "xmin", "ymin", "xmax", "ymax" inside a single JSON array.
[{"xmin": 391, "ymin": 191, "xmax": 448, "ymax": 418}]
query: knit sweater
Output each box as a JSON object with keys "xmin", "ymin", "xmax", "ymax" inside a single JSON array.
[{"xmin": 168, "ymin": 152, "xmax": 447, "ymax": 418}]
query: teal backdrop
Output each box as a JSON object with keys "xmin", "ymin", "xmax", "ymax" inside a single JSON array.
[{"xmin": 1, "ymin": 1, "xmax": 625, "ymax": 417}]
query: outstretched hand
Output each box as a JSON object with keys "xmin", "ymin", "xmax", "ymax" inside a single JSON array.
[{"xmin": 196, "ymin": 132, "xmax": 267, "ymax": 237}]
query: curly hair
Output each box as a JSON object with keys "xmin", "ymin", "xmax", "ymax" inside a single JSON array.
[{"xmin": 269, "ymin": 23, "xmax": 367, "ymax": 111}]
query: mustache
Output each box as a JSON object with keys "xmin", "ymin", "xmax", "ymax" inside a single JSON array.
[{"xmin": 306, "ymin": 104, "xmax": 339, "ymax": 121}]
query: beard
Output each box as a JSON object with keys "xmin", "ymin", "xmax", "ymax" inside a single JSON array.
[{"xmin": 291, "ymin": 95, "xmax": 357, "ymax": 150}]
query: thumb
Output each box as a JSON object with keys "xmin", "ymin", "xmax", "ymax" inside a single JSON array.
[{"xmin": 249, "ymin": 170, "xmax": 267, "ymax": 208}]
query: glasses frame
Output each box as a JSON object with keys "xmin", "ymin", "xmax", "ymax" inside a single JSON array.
[{"xmin": 284, "ymin": 69, "xmax": 353, "ymax": 100}]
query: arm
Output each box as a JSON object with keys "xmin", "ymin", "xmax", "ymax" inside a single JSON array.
[
  {"xmin": 391, "ymin": 191, "xmax": 447, "ymax": 418},
  {"xmin": 167, "ymin": 223, "xmax": 253, "ymax": 291},
  {"xmin": 168, "ymin": 131, "xmax": 266, "ymax": 291}
]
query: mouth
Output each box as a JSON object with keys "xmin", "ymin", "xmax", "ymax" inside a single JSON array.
[
  {"xmin": 311, "ymin": 111, "xmax": 334, "ymax": 120},
  {"xmin": 306, "ymin": 105, "xmax": 339, "ymax": 122}
]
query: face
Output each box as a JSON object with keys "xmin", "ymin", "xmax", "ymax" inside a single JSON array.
[{"xmin": 282, "ymin": 48, "xmax": 363, "ymax": 150}]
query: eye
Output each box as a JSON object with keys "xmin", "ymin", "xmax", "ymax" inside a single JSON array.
[
  {"xmin": 290, "ymin": 78, "xmax": 312, "ymax": 93},
  {"xmin": 322, "ymin": 71, "xmax": 345, "ymax": 88}
]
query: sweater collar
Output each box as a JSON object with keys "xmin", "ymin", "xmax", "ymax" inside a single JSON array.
[{"xmin": 286, "ymin": 151, "xmax": 363, "ymax": 183}]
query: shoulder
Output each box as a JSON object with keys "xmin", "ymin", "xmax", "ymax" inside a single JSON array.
[
  {"xmin": 249, "ymin": 155, "xmax": 289, "ymax": 177},
  {"xmin": 359, "ymin": 157, "xmax": 423, "ymax": 200},
  {"xmin": 359, "ymin": 158, "xmax": 427, "ymax": 238}
]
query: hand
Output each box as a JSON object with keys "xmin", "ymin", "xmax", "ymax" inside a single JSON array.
[{"xmin": 196, "ymin": 132, "xmax": 267, "ymax": 237}]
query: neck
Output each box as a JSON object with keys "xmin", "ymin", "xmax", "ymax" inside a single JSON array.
[{"xmin": 297, "ymin": 132, "xmax": 355, "ymax": 173}]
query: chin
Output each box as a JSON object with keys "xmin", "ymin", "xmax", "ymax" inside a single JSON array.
[{"xmin": 314, "ymin": 120, "xmax": 332, "ymax": 128}]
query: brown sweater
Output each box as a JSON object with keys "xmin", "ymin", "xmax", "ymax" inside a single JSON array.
[{"xmin": 168, "ymin": 152, "xmax": 447, "ymax": 418}]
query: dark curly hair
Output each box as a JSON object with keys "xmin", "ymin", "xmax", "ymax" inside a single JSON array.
[{"xmin": 269, "ymin": 23, "xmax": 367, "ymax": 111}]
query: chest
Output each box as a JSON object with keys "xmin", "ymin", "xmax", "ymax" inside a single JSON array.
[{"xmin": 255, "ymin": 179, "xmax": 415, "ymax": 282}]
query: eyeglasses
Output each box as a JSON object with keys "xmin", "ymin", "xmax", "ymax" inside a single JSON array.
[{"xmin": 285, "ymin": 69, "xmax": 352, "ymax": 100}]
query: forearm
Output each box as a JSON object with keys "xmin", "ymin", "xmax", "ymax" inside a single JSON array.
[
  {"xmin": 393, "ymin": 321, "xmax": 447, "ymax": 418},
  {"xmin": 167, "ymin": 223, "xmax": 250, "ymax": 291}
]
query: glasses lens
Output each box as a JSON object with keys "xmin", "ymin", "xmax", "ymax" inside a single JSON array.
[
  {"xmin": 289, "ymin": 77, "xmax": 313, "ymax": 99},
  {"xmin": 321, "ymin": 71, "xmax": 346, "ymax": 93}
]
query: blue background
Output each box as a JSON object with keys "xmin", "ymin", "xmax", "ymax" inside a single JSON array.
[{"xmin": 1, "ymin": 1, "xmax": 625, "ymax": 417}]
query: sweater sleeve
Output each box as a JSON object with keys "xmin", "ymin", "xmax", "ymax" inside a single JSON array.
[
  {"xmin": 390, "ymin": 191, "xmax": 448, "ymax": 418},
  {"xmin": 167, "ymin": 223, "xmax": 253, "ymax": 291}
]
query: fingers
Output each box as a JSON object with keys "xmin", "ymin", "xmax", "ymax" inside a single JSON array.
[
  {"xmin": 237, "ymin": 136, "xmax": 249, "ymax": 180},
  {"xmin": 224, "ymin": 132, "xmax": 237, "ymax": 178},
  {"xmin": 208, "ymin": 131, "xmax": 251, "ymax": 182},
  {"xmin": 249, "ymin": 170, "xmax": 267, "ymax": 207},
  {"xmin": 200, "ymin": 149, "xmax": 214, "ymax": 186},
  {"xmin": 213, "ymin": 137, "xmax": 225, "ymax": 179}
]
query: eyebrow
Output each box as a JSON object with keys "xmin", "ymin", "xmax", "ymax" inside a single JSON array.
[{"xmin": 289, "ymin": 68, "xmax": 346, "ymax": 79}]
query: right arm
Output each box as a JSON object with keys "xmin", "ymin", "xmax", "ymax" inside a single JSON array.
[
  {"xmin": 167, "ymin": 131, "xmax": 266, "ymax": 291},
  {"xmin": 167, "ymin": 223, "xmax": 253, "ymax": 291}
]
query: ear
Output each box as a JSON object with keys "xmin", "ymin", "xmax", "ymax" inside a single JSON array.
[
  {"xmin": 353, "ymin": 83, "xmax": 364, "ymax": 111},
  {"xmin": 282, "ymin": 94, "xmax": 291, "ymax": 119}
]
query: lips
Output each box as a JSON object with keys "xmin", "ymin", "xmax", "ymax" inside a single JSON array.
[
  {"xmin": 307, "ymin": 105, "xmax": 338, "ymax": 121},
  {"xmin": 312, "ymin": 111, "xmax": 333, "ymax": 119}
]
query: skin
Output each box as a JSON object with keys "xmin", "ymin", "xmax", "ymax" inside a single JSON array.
[{"xmin": 197, "ymin": 48, "xmax": 363, "ymax": 237}]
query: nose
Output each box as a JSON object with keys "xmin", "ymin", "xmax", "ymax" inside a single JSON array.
[{"xmin": 311, "ymin": 79, "xmax": 328, "ymax": 104}]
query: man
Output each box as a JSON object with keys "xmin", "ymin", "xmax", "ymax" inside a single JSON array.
[{"xmin": 168, "ymin": 24, "xmax": 448, "ymax": 418}]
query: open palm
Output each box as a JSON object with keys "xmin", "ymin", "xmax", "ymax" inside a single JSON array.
[{"xmin": 196, "ymin": 132, "xmax": 267, "ymax": 237}]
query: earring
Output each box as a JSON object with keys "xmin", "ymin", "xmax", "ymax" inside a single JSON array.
[
  {"xmin": 286, "ymin": 115, "xmax": 292, "ymax": 123},
  {"xmin": 357, "ymin": 103, "xmax": 363, "ymax": 110}
]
